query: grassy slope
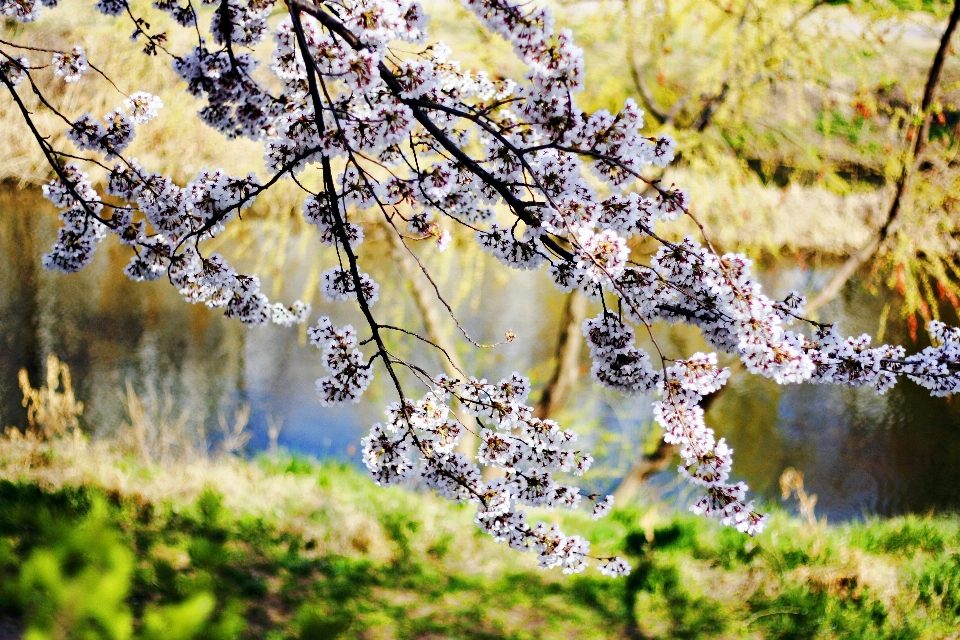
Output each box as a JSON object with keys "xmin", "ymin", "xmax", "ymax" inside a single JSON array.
[{"xmin": 1, "ymin": 436, "xmax": 960, "ymax": 639}]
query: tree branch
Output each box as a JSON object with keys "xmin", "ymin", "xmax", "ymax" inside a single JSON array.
[
  {"xmin": 611, "ymin": 376, "xmax": 729, "ymax": 505},
  {"xmin": 286, "ymin": 0, "xmax": 576, "ymax": 262},
  {"xmin": 381, "ymin": 219, "xmax": 479, "ymax": 455},
  {"xmin": 621, "ymin": 0, "xmax": 669, "ymax": 126}
]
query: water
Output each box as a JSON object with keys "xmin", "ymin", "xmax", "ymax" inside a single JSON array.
[
  {"xmin": 0, "ymin": 187, "xmax": 560, "ymax": 460},
  {"xmin": 3, "ymin": 186, "xmax": 960, "ymax": 521}
]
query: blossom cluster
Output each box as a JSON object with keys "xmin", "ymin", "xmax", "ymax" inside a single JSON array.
[
  {"xmin": 360, "ymin": 374, "xmax": 628, "ymax": 575},
  {"xmin": 582, "ymin": 311, "xmax": 764, "ymax": 533},
  {"xmin": 52, "ymin": 46, "xmax": 88, "ymax": 83},
  {"xmin": 40, "ymin": 164, "xmax": 107, "ymax": 273},
  {"xmin": 38, "ymin": 142, "xmax": 306, "ymax": 325},
  {"xmin": 901, "ymin": 321, "xmax": 960, "ymax": 396},
  {"xmin": 320, "ymin": 267, "xmax": 380, "ymax": 305},
  {"xmin": 0, "ymin": 55, "xmax": 28, "ymax": 88},
  {"xmin": 309, "ymin": 317, "xmax": 373, "ymax": 405}
]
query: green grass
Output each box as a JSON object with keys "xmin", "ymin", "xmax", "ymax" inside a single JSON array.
[{"xmin": 2, "ymin": 451, "xmax": 960, "ymax": 639}]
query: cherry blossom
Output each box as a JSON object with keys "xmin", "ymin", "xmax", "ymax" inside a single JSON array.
[
  {"xmin": 2, "ymin": 0, "xmax": 960, "ymax": 577},
  {"xmin": 52, "ymin": 46, "xmax": 87, "ymax": 82},
  {"xmin": 0, "ymin": 56, "xmax": 27, "ymax": 88},
  {"xmin": 123, "ymin": 92, "xmax": 163, "ymax": 125}
]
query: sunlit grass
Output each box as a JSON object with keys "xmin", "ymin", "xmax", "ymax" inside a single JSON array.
[{"xmin": 2, "ymin": 429, "xmax": 960, "ymax": 638}]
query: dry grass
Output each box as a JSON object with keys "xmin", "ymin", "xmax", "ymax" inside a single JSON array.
[
  {"xmin": 0, "ymin": 433, "xmax": 386, "ymax": 559},
  {"xmin": 667, "ymin": 167, "xmax": 889, "ymax": 257},
  {"xmin": 0, "ymin": 1, "xmax": 259, "ymax": 183},
  {"xmin": 3, "ymin": 355, "xmax": 531, "ymax": 574},
  {"xmin": 0, "ymin": 430, "xmax": 557, "ymax": 579},
  {"xmin": 17, "ymin": 354, "xmax": 83, "ymax": 440}
]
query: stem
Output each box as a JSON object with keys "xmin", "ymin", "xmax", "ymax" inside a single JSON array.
[{"xmin": 381, "ymin": 220, "xmax": 479, "ymax": 455}]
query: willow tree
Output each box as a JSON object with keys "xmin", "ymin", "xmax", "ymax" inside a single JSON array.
[
  {"xmin": 4, "ymin": 0, "xmax": 960, "ymax": 577},
  {"xmin": 570, "ymin": 0, "xmax": 960, "ymax": 329}
]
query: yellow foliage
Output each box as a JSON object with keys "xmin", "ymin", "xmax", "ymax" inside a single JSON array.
[{"xmin": 17, "ymin": 355, "xmax": 83, "ymax": 440}]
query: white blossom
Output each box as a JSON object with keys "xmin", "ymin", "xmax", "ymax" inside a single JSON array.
[
  {"xmin": 599, "ymin": 557, "xmax": 632, "ymax": 577},
  {"xmin": 591, "ymin": 494, "xmax": 614, "ymax": 520},
  {"xmin": 0, "ymin": 56, "xmax": 28, "ymax": 87},
  {"xmin": 52, "ymin": 46, "xmax": 87, "ymax": 82},
  {"xmin": 123, "ymin": 92, "xmax": 163, "ymax": 124}
]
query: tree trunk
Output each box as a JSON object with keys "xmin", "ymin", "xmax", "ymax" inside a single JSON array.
[
  {"xmin": 533, "ymin": 292, "xmax": 587, "ymax": 419},
  {"xmin": 611, "ymin": 436, "xmax": 679, "ymax": 506}
]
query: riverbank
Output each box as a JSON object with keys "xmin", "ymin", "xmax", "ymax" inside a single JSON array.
[{"xmin": 1, "ymin": 433, "xmax": 959, "ymax": 639}]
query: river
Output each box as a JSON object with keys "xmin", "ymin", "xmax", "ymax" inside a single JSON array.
[{"xmin": 2, "ymin": 186, "xmax": 960, "ymax": 521}]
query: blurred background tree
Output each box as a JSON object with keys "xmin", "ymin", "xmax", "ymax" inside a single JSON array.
[{"xmin": 564, "ymin": 0, "xmax": 960, "ymax": 333}]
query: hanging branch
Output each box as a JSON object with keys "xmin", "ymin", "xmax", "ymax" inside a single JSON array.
[
  {"xmin": 6, "ymin": 0, "xmax": 960, "ymax": 577},
  {"xmin": 611, "ymin": 373, "xmax": 731, "ymax": 505},
  {"xmin": 380, "ymin": 218, "xmax": 479, "ymax": 456}
]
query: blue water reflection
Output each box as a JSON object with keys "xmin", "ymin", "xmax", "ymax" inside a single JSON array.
[{"xmin": 3, "ymin": 187, "xmax": 960, "ymax": 520}]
